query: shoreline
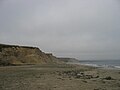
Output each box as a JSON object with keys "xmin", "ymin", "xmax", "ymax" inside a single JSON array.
[{"xmin": 67, "ymin": 62, "xmax": 120, "ymax": 70}]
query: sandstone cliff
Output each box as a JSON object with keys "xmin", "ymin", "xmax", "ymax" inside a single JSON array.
[{"xmin": 0, "ymin": 44, "xmax": 59, "ymax": 66}]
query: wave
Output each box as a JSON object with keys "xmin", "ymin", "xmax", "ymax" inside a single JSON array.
[
  {"xmin": 67, "ymin": 60, "xmax": 120, "ymax": 69},
  {"xmin": 114, "ymin": 66, "xmax": 120, "ymax": 69},
  {"xmin": 80, "ymin": 63, "xmax": 100, "ymax": 67},
  {"xmin": 80, "ymin": 63, "xmax": 120, "ymax": 69}
]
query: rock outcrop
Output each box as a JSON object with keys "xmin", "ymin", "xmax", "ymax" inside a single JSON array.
[{"xmin": 0, "ymin": 44, "xmax": 59, "ymax": 66}]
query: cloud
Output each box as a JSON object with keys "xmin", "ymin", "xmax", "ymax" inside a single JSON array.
[{"xmin": 0, "ymin": 0, "xmax": 120, "ymax": 60}]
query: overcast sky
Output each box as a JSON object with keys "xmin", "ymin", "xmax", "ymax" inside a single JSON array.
[{"xmin": 0, "ymin": 0, "xmax": 120, "ymax": 60}]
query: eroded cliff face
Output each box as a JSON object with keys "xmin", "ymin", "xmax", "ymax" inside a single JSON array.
[
  {"xmin": 0, "ymin": 44, "xmax": 58, "ymax": 66},
  {"xmin": 46, "ymin": 53, "xmax": 60, "ymax": 64}
]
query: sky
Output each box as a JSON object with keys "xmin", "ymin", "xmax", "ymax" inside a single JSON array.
[{"xmin": 0, "ymin": 0, "xmax": 120, "ymax": 60}]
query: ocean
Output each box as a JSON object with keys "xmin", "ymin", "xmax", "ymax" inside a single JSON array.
[{"xmin": 79, "ymin": 60, "xmax": 120, "ymax": 69}]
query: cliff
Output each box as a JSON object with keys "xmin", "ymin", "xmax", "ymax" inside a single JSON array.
[
  {"xmin": 57, "ymin": 57, "xmax": 80, "ymax": 63},
  {"xmin": 0, "ymin": 44, "xmax": 59, "ymax": 66},
  {"xmin": 46, "ymin": 53, "xmax": 60, "ymax": 64}
]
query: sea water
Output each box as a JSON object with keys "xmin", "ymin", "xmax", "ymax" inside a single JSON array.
[{"xmin": 79, "ymin": 60, "xmax": 120, "ymax": 69}]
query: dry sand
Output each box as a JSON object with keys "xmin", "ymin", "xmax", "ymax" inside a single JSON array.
[{"xmin": 0, "ymin": 64, "xmax": 120, "ymax": 90}]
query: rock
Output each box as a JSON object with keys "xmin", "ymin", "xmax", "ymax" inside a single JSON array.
[
  {"xmin": 104, "ymin": 76, "xmax": 113, "ymax": 80},
  {"xmin": 84, "ymin": 75, "xmax": 93, "ymax": 79},
  {"xmin": 82, "ymin": 80, "xmax": 87, "ymax": 83},
  {"xmin": 75, "ymin": 72, "xmax": 84, "ymax": 78}
]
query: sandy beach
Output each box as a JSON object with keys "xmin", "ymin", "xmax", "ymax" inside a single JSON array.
[{"xmin": 0, "ymin": 64, "xmax": 120, "ymax": 90}]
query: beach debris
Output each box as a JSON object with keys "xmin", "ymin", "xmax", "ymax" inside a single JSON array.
[
  {"xmin": 57, "ymin": 70, "xmax": 99, "ymax": 79},
  {"xmin": 103, "ymin": 76, "xmax": 114, "ymax": 80},
  {"xmin": 94, "ymin": 88, "xmax": 107, "ymax": 90},
  {"xmin": 82, "ymin": 80, "xmax": 87, "ymax": 83},
  {"xmin": 94, "ymin": 89, "xmax": 99, "ymax": 90}
]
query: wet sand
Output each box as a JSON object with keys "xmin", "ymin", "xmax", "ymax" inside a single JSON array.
[{"xmin": 0, "ymin": 64, "xmax": 120, "ymax": 90}]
